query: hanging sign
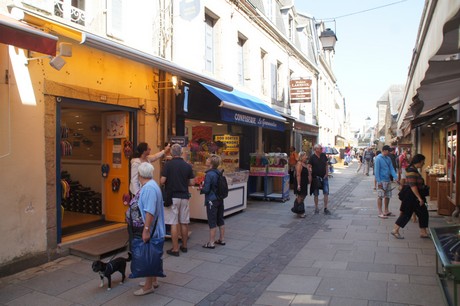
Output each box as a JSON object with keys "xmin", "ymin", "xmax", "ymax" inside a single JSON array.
[{"xmin": 290, "ymin": 78, "xmax": 312, "ymax": 103}]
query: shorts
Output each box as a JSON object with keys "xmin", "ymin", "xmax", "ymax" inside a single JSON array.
[
  {"xmin": 313, "ymin": 177, "xmax": 329, "ymax": 196},
  {"xmin": 206, "ymin": 199, "xmax": 224, "ymax": 229},
  {"xmin": 377, "ymin": 181, "xmax": 393, "ymax": 199},
  {"xmin": 164, "ymin": 198, "xmax": 190, "ymax": 225},
  {"xmin": 400, "ymin": 168, "xmax": 407, "ymax": 179}
]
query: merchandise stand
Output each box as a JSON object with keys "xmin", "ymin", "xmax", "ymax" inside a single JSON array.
[{"xmin": 248, "ymin": 153, "xmax": 290, "ymax": 202}]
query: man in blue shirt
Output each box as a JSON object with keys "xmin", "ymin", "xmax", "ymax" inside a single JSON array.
[{"xmin": 375, "ymin": 145, "xmax": 399, "ymax": 219}]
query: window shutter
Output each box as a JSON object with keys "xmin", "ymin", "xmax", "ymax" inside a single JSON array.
[{"xmin": 107, "ymin": 0, "xmax": 124, "ymax": 40}]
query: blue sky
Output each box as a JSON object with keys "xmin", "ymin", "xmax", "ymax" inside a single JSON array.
[{"xmin": 295, "ymin": 0, "xmax": 424, "ymax": 129}]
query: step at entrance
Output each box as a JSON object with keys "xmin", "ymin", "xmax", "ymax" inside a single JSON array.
[{"xmin": 69, "ymin": 229, "xmax": 129, "ymax": 261}]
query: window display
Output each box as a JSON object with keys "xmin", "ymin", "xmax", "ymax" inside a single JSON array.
[{"xmin": 184, "ymin": 119, "xmax": 248, "ymax": 220}]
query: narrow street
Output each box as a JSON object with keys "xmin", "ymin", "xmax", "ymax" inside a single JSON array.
[{"xmin": 0, "ymin": 162, "xmax": 448, "ymax": 305}]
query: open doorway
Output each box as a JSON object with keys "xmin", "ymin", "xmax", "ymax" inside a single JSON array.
[{"xmin": 57, "ymin": 99, "xmax": 135, "ymax": 242}]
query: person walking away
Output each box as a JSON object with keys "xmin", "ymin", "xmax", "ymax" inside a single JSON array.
[
  {"xmin": 391, "ymin": 154, "xmax": 429, "ymax": 239},
  {"xmin": 293, "ymin": 151, "xmax": 309, "ymax": 218},
  {"xmin": 160, "ymin": 144, "xmax": 195, "ymax": 256},
  {"xmin": 130, "ymin": 142, "xmax": 170, "ymax": 195},
  {"xmin": 200, "ymin": 154, "xmax": 226, "ymax": 248},
  {"xmin": 375, "ymin": 145, "xmax": 399, "ymax": 219},
  {"xmin": 126, "ymin": 162, "xmax": 165, "ymax": 296},
  {"xmin": 288, "ymin": 146, "xmax": 299, "ymax": 189},
  {"xmin": 363, "ymin": 147, "xmax": 374, "ymax": 176},
  {"xmin": 308, "ymin": 144, "xmax": 331, "ymax": 215}
]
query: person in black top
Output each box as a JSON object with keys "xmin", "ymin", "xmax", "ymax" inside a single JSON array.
[
  {"xmin": 308, "ymin": 144, "xmax": 331, "ymax": 215},
  {"xmin": 160, "ymin": 144, "xmax": 195, "ymax": 256}
]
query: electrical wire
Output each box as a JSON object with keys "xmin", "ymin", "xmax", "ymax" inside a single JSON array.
[{"xmin": 318, "ymin": 0, "xmax": 408, "ymax": 21}]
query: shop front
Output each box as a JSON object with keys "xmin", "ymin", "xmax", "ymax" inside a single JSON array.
[
  {"xmin": 175, "ymin": 82, "xmax": 286, "ymax": 219},
  {"xmin": 293, "ymin": 120, "xmax": 319, "ymax": 155}
]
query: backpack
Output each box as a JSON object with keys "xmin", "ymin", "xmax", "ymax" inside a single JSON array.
[{"xmin": 213, "ymin": 169, "xmax": 229, "ymax": 200}]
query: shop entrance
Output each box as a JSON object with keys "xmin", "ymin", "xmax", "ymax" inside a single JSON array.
[{"xmin": 57, "ymin": 99, "xmax": 135, "ymax": 242}]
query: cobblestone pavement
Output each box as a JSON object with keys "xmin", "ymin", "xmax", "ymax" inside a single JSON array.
[
  {"xmin": 0, "ymin": 163, "xmax": 451, "ymax": 305},
  {"xmin": 197, "ymin": 175, "xmax": 364, "ymax": 305}
]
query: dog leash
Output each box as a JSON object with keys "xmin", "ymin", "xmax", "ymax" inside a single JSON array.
[{"xmin": 102, "ymin": 239, "xmax": 129, "ymax": 263}]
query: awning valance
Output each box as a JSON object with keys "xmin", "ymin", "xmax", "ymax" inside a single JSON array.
[
  {"xmin": 0, "ymin": 13, "xmax": 57, "ymax": 56},
  {"xmin": 200, "ymin": 82, "xmax": 286, "ymax": 131}
]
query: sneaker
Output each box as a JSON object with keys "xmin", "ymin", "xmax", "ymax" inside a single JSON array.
[
  {"xmin": 324, "ymin": 208, "xmax": 331, "ymax": 215},
  {"xmin": 314, "ymin": 208, "xmax": 319, "ymax": 214}
]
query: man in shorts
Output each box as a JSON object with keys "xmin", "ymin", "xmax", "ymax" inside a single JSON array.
[
  {"xmin": 161, "ymin": 144, "xmax": 195, "ymax": 256},
  {"xmin": 375, "ymin": 145, "xmax": 399, "ymax": 219},
  {"xmin": 308, "ymin": 144, "xmax": 331, "ymax": 215}
]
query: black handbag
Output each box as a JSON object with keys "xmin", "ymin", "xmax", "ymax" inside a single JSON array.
[
  {"xmin": 419, "ymin": 185, "xmax": 430, "ymax": 197},
  {"xmin": 291, "ymin": 199, "xmax": 305, "ymax": 214}
]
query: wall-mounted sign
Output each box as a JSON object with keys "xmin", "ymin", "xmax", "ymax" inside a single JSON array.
[
  {"xmin": 220, "ymin": 108, "xmax": 285, "ymax": 132},
  {"xmin": 290, "ymin": 78, "xmax": 312, "ymax": 103}
]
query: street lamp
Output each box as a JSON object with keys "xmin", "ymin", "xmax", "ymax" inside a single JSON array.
[{"xmin": 319, "ymin": 28, "xmax": 338, "ymax": 51}]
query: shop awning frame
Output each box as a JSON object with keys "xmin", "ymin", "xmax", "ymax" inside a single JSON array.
[
  {"xmin": 398, "ymin": 1, "xmax": 460, "ymax": 128},
  {"xmin": 81, "ymin": 33, "xmax": 233, "ymax": 92},
  {"xmin": 200, "ymin": 82, "xmax": 285, "ymax": 122},
  {"xmin": 0, "ymin": 13, "xmax": 58, "ymax": 56}
]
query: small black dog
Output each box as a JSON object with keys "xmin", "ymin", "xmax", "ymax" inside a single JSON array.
[{"xmin": 92, "ymin": 253, "xmax": 131, "ymax": 290}]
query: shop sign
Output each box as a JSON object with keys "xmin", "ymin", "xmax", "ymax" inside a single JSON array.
[
  {"xmin": 290, "ymin": 78, "xmax": 312, "ymax": 103},
  {"xmin": 170, "ymin": 136, "xmax": 188, "ymax": 147},
  {"xmin": 220, "ymin": 108, "xmax": 284, "ymax": 132},
  {"xmin": 214, "ymin": 135, "xmax": 239, "ymax": 151},
  {"xmin": 180, "ymin": 0, "xmax": 200, "ymax": 21}
]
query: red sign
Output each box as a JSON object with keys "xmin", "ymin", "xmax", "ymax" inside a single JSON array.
[{"xmin": 290, "ymin": 78, "xmax": 312, "ymax": 103}]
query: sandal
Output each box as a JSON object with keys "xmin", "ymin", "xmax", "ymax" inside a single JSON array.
[
  {"xmin": 215, "ymin": 240, "xmax": 226, "ymax": 246},
  {"xmin": 378, "ymin": 214, "xmax": 388, "ymax": 219},
  {"xmin": 202, "ymin": 242, "xmax": 215, "ymax": 249},
  {"xmin": 420, "ymin": 234, "xmax": 431, "ymax": 239},
  {"xmin": 391, "ymin": 231, "xmax": 404, "ymax": 239},
  {"xmin": 166, "ymin": 249, "xmax": 180, "ymax": 257},
  {"xmin": 384, "ymin": 212, "xmax": 394, "ymax": 216}
]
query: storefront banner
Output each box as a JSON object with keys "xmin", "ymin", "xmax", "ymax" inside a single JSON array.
[{"xmin": 220, "ymin": 108, "xmax": 284, "ymax": 131}]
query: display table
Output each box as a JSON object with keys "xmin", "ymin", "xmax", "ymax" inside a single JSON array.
[
  {"xmin": 430, "ymin": 226, "xmax": 460, "ymax": 306},
  {"xmin": 437, "ymin": 178, "xmax": 453, "ymax": 216},
  {"xmin": 189, "ymin": 182, "xmax": 247, "ymax": 220},
  {"xmin": 428, "ymin": 173, "xmax": 444, "ymax": 201}
]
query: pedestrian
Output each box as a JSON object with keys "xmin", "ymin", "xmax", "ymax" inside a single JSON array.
[
  {"xmin": 293, "ymin": 151, "xmax": 309, "ymax": 218},
  {"xmin": 375, "ymin": 145, "xmax": 399, "ymax": 219},
  {"xmin": 373, "ymin": 150, "xmax": 381, "ymax": 190},
  {"xmin": 398, "ymin": 148, "xmax": 409, "ymax": 186},
  {"xmin": 288, "ymin": 146, "xmax": 299, "ymax": 189},
  {"xmin": 160, "ymin": 144, "xmax": 195, "ymax": 256},
  {"xmin": 126, "ymin": 162, "xmax": 165, "ymax": 296},
  {"xmin": 363, "ymin": 147, "xmax": 374, "ymax": 176},
  {"xmin": 200, "ymin": 154, "xmax": 226, "ymax": 248},
  {"xmin": 391, "ymin": 154, "xmax": 430, "ymax": 239},
  {"xmin": 356, "ymin": 148, "xmax": 364, "ymax": 173},
  {"xmin": 130, "ymin": 142, "xmax": 170, "ymax": 195},
  {"xmin": 308, "ymin": 144, "xmax": 331, "ymax": 215}
]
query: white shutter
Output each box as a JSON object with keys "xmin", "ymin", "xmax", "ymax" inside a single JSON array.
[{"xmin": 107, "ymin": 0, "xmax": 124, "ymax": 40}]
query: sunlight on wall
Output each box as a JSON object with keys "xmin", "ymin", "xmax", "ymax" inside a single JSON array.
[{"xmin": 9, "ymin": 46, "xmax": 36, "ymax": 106}]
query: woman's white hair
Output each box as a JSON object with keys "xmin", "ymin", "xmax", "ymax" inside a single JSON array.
[{"xmin": 138, "ymin": 162, "xmax": 154, "ymax": 179}]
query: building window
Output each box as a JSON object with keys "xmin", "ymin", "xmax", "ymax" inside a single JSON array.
[
  {"xmin": 288, "ymin": 14, "xmax": 294, "ymax": 41},
  {"xmin": 205, "ymin": 14, "xmax": 215, "ymax": 73},
  {"xmin": 271, "ymin": 61, "xmax": 283, "ymax": 105},
  {"xmin": 237, "ymin": 34, "xmax": 248, "ymax": 86},
  {"xmin": 261, "ymin": 49, "xmax": 267, "ymax": 95}
]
